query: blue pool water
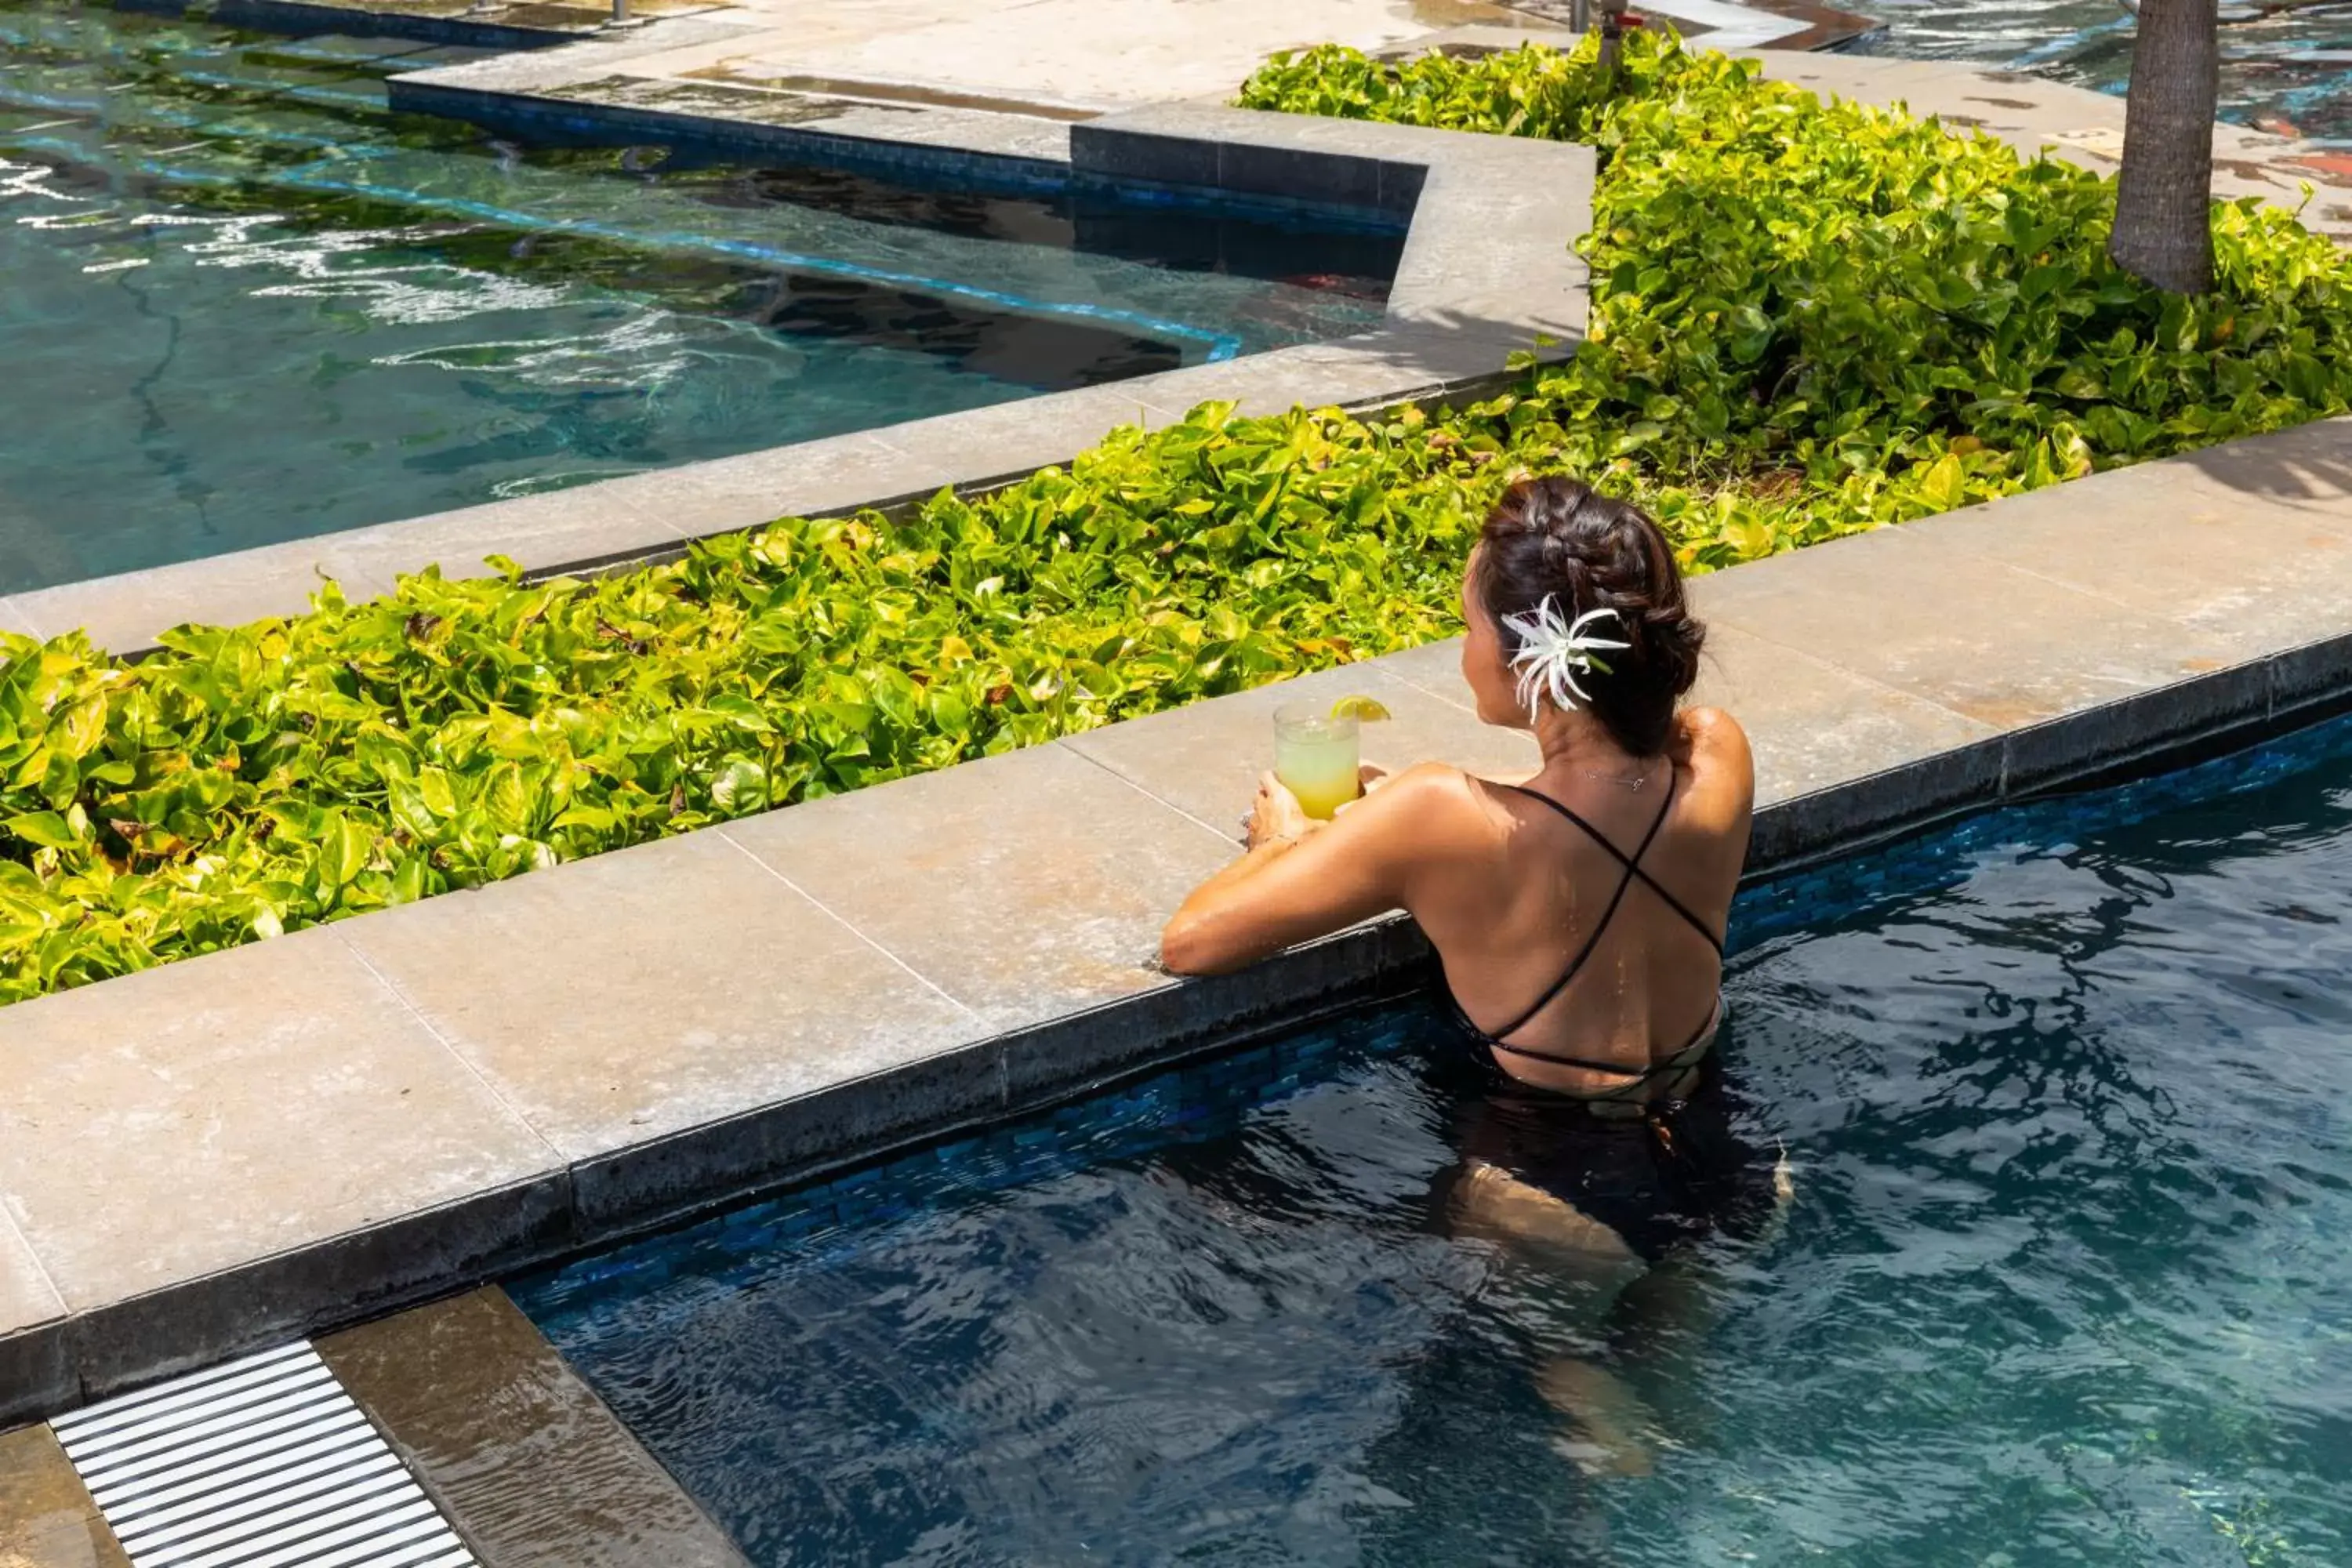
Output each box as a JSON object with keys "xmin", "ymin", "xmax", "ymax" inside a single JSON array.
[
  {"xmin": 520, "ymin": 717, "xmax": 2352, "ymax": 1566},
  {"xmin": 0, "ymin": 1, "xmax": 1394, "ymax": 593}
]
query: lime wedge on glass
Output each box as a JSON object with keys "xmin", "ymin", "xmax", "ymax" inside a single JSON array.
[{"xmin": 1328, "ymin": 695, "xmax": 1392, "ymax": 723}]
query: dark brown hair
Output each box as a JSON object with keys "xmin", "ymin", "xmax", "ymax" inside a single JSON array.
[{"xmin": 1474, "ymin": 475, "xmax": 1703, "ymax": 756}]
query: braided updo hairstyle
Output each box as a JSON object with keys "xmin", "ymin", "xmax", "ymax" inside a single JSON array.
[{"xmin": 1474, "ymin": 475, "xmax": 1704, "ymax": 757}]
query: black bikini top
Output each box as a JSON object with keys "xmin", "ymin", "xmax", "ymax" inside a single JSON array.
[{"xmin": 1450, "ymin": 771, "xmax": 1727, "ymax": 1087}]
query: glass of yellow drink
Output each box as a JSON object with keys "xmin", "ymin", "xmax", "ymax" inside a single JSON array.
[{"xmin": 1272, "ymin": 700, "xmax": 1361, "ymax": 820}]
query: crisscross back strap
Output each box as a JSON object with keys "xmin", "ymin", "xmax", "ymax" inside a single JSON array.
[
  {"xmin": 1504, "ymin": 782, "xmax": 1726, "ymax": 956},
  {"xmin": 1475, "ymin": 770, "xmax": 1682, "ymax": 1045}
]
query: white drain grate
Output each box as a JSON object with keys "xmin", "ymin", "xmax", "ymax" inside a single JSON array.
[{"xmin": 50, "ymin": 1341, "xmax": 477, "ymax": 1568}]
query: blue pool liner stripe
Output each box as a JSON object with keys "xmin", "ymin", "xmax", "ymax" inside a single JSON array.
[{"xmin": 274, "ymin": 157, "xmax": 1247, "ymax": 361}]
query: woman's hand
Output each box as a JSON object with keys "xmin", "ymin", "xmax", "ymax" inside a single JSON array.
[
  {"xmin": 1245, "ymin": 771, "xmax": 1317, "ymax": 849},
  {"xmin": 1163, "ymin": 761, "xmax": 1465, "ymax": 976},
  {"xmin": 1329, "ymin": 763, "xmax": 1393, "ymax": 817}
]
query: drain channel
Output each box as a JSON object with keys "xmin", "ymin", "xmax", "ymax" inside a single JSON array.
[{"xmin": 49, "ymin": 1341, "xmax": 477, "ymax": 1568}]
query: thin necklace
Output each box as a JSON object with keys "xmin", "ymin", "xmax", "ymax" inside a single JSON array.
[{"xmin": 1583, "ymin": 757, "xmax": 1657, "ymax": 791}]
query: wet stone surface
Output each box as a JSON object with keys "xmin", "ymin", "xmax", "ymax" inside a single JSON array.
[
  {"xmin": 0, "ymin": 1426, "xmax": 127, "ymax": 1568},
  {"xmin": 319, "ymin": 1289, "xmax": 749, "ymax": 1568},
  {"xmin": 544, "ymin": 73, "xmax": 884, "ymax": 123}
]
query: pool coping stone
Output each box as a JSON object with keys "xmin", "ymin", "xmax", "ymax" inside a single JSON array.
[{"xmin": 2, "ymin": 416, "xmax": 2349, "ymax": 1428}]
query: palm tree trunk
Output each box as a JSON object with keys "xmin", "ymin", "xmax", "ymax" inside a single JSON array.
[{"xmin": 2108, "ymin": 0, "xmax": 2220, "ymax": 294}]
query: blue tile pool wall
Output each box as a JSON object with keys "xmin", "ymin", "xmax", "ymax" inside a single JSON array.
[
  {"xmin": 386, "ymin": 82, "xmax": 1423, "ymax": 234},
  {"xmin": 1730, "ymin": 706, "xmax": 2352, "ymax": 956},
  {"xmin": 519, "ymin": 1004, "xmax": 1436, "ymax": 1325},
  {"xmin": 519, "ymin": 706, "xmax": 2352, "ymax": 1330}
]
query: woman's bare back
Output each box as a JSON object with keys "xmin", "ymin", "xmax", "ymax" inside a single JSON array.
[{"xmin": 1410, "ymin": 709, "xmax": 1753, "ymax": 1097}]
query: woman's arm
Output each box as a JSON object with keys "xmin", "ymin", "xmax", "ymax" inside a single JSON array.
[{"xmin": 1160, "ymin": 763, "xmax": 1462, "ymax": 976}]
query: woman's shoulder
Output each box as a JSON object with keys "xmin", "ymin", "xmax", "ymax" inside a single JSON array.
[
  {"xmin": 1669, "ymin": 706, "xmax": 1756, "ymax": 818},
  {"xmin": 1367, "ymin": 760, "xmax": 1492, "ymax": 815},
  {"xmin": 1345, "ymin": 761, "xmax": 1504, "ymax": 841}
]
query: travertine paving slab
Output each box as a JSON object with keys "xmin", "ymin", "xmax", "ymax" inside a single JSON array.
[
  {"xmin": 1254, "ymin": 617, "xmax": 2002, "ymax": 811},
  {"xmin": 10, "ymin": 480, "xmax": 684, "ymax": 652},
  {"xmin": 1117, "ymin": 343, "xmax": 1474, "ymax": 429},
  {"xmin": 1913, "ymin": 420, "xmax": 2352, "ymax": 659},
  {"xmin": 1063, "ymin": 660, "xmax": 1540, "ymax": 829},
  {"xmin": 1693, "ymin": 521, "xmax": 2249, "ymax": 734},
  {"xmin": 633, "ymin": 0, "xmax": 1515, "ymax": 110},
  {"xmin": 1685, "ymin": 620, "xmax": 2002, "ymax": 806},
  {"xmin": 320, "ymin": 1290, "xmax": 748, "ymax": 1568},
  {"xmin": 722, "ymin": 742, "xmax": 1232, "ymax": 1029},
  {"xmin": 1354, "ymin": 633, "xmax": 1480, "ymax": 711},
  {"xmin": 0, "ymin": 926, "xmax": 557, "ymax": 1312},
  {"xmin": 813, "ymin": 385, "xmax": 1182, "ymax": 493},
  {"xmin": 583, "ymin": 429, "xmax": 966, "ymax": 543},
  {"xmin": 338, "ymin": 830, "xmax": 982, "ymax": 1160},
  {"xmin": 0, "ymin": 1218, "xmax": 61, "ymax": 1341}
]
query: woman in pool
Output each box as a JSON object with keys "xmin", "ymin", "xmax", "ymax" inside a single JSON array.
[{"xmin": 1161, "ymin": 474, "xmax": 1768, "ymax": 1467}]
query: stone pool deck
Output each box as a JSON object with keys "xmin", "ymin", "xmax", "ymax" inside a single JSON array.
[
  {"xmin": 4, "ymin": 414, "xmax": 2351, "ymax": 1427},
  {"xmin": 224, "ymin": 0, "xmax": 1864, "ymax": 114}
]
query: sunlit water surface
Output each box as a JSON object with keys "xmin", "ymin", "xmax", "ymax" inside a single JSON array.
[
  {"xmin": 521, "ymin": 717, "xmax": 2352, "ymax": 1566},
  {"xmin": 0, "ymin": 0, "xmax": 1392, "ymax": 590}
]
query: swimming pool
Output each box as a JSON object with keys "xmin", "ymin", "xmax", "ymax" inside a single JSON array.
[
  {"xmin": 0, "ymin": 1, "xmax": 1395, "ymax": 593},
  {"xmin": 516, "ymin": 713, "xmax": 2352, "ymax": 1565},
  {"xmin": 1846, "ymin": 0, "xmax": 2352, "ymax": 144}
]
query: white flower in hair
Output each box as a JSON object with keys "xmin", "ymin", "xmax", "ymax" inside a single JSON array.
[{"xmin": 1502, "ymin": 597, "xmax": 1630, "ymax": 722}]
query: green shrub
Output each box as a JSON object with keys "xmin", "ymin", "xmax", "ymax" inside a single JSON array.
[
  {"xmin": 1242, "ymin": 33, "xmax": 2352, "ymax": 565},
  {"xmin": 0, "ymin": 405, "xmax": 1497, "ymax": 999},
  {"xmin": 1, "ymin": 32, "xmax": 2346, "ymax": 1003}
]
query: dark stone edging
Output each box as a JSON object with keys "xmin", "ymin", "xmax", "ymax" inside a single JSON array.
[{"xmin": 1750, "ymin": 628, "xmax": 2352, "ymax": 873}]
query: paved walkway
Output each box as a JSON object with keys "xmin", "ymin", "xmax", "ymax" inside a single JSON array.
[{"xmin": 2, "ymin": 416, "xmax": 2347, "ymax": 1427}]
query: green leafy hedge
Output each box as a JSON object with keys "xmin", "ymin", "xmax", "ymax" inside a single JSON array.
[
  {"xmin": 1240, "ymin": 34, "xmax": 2352, "ymax": 564},
  {"xmin": 2, "ymin": 32, "xmax": 2347, "ymax": 1002}
]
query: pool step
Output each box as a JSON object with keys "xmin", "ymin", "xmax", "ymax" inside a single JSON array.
[{"xmin": 49, "ymin": 1341, "xmax": 478, "ymax": 1568}]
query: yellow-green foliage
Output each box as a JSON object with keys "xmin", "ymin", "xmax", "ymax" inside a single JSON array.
[
  {"xmin": 1241, "ymin": 34, "xmax": 2352, "ymax": 564},
  {"xmin": 2, "ymin": 32, "xmax": 2347, "ymax": 1002}
]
